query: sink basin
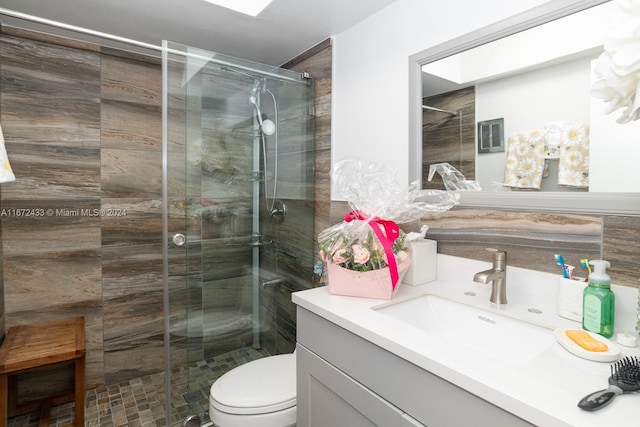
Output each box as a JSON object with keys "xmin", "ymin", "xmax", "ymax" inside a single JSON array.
[{"xmin": 376, "ymin": 295, "xmax": 554, "ymax": 366}]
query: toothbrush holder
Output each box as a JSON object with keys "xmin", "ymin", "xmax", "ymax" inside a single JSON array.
[{"xmin": 557, "ymin": 277, "xmax": 587, "ymax": 322}]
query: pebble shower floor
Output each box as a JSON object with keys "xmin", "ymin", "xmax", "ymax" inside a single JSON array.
[{"xmin": 7, "ymin": 347, "xmax": 269, "ymax": 427}]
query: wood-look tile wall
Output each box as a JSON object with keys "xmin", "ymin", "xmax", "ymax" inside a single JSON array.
[
  {"xmin": 422, "ymin": 87, "xmax": 476, "ymax": 189},
  {"xmin": 325, "ymin": 204, "xmax": 640, "ymax": 289},
  {"xmin": 258, "ymin": 39, "xmax": 332, "ymax": 354},
  {"xmin": 0, "ymin": 29, "xmax": 163, "ymax": 397},
  {"xmin": 282, "ymin": 40, "xmax": 333, "ymax": 277},
  {"xmin": 328, "ymin": 185, "xmax": 639, "ymax": 289},
  {"xmin": 421, "ymin": 210, "xmax": 640, "ymax": 288}
]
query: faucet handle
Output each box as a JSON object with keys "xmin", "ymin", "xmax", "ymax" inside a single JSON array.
[{"xmin": 485, "ymin": 248, "xmax": 506, "ymax": 269}]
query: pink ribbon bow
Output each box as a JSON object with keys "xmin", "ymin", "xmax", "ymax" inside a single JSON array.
[{"xmin": 344, "ymin": 210, "xmax": 402, "ymax": 289}]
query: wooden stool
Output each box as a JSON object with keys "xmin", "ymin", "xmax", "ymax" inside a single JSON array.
[{"xmin": 0, "ymin": 317, "xmax": 85, "ymax": 427}]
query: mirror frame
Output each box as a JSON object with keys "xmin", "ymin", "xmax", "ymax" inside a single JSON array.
[{"xmin": 409, "ymin": 0, "xmax": 640, "ymax": 216}]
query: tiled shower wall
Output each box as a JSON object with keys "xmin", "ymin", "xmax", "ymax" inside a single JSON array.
[
  {"xmin": 0, "ymin": 28, "xmax": 164, "ymax": 397},
  {"xmin": 259, "ymin": 39, "xmax": 333, "ymax": 353},
  {"xmin": 0, "ymin": 26, "xmax": 331, "ymax": 400},
  {"xmin": 285, "ymin": 41, "xmax": 333, "ymax": 273}
]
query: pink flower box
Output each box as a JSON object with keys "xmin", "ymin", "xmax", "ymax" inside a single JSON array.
[{"xmin": 326, "ymin": 257, "xmax": 411, "ymax": 300}]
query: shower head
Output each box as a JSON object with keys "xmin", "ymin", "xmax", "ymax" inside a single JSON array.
[{"xmin": 260, "ymin": 119, "xmax": 276, "ymax": 136}]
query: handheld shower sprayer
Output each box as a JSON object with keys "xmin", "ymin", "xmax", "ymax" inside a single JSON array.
[
  {"xmin": 248, "ymin": 79, "xmax": 276, "ymax": 136},
  {"xmin": 247, "ymin": 77, "xmax": 282, "ymax": 221}
]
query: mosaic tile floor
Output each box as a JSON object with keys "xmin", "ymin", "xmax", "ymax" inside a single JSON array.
[{"xmin": 7, "ymin": 347, "xmax": 270, "ymax": 427}]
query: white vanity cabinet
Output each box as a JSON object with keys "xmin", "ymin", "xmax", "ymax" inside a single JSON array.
[{"xmin": 296, "ymin": 307, "xmax": 535, "ymax": 427}]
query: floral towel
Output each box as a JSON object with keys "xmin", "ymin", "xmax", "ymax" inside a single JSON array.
[
  {"xmin": 503, "ymin": 130, "xmax": 546, "ymax": 189},
  {"xmin": 0, "ymin": 124, "xmax": 15, "ymax": 183},
  {"xmin": 558, "ymin": 124, "xmax": 589, "ymax": 188}
]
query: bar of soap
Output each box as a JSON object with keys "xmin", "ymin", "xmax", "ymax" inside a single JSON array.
[{"xmin": 565, "ymin": 329, "xmax": 608, "ymax": 352}]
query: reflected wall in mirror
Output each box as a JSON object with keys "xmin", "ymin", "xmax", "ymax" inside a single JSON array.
[
  {"xmin": 420, "ymin": 0, "xmax": 640, "ymax": 195},
  {"xmin": 421, "ymin": 86, "xmax": 475, "ymax": 189}
]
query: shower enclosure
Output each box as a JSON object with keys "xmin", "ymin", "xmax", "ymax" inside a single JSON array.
[{"xmin": 161, "ymin": 41, "xmax": 315, "ymax": 425}]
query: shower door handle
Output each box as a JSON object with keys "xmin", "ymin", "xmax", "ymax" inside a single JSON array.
[{"xmin": 172, "ymin": 233, "xmax": 186, "ymax": 247}]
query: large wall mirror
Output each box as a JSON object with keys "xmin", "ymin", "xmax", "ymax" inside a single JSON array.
[{"xmin": 409, "ymin": 0, "xmax": 640, "ymax": 215}]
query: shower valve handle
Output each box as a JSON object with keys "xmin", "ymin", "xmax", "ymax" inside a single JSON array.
[{"xmin": 172, "ymin": 233, "xmax": 186, "ymax": 247}]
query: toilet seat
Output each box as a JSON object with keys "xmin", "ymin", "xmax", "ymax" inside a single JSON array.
[{"xmin": 210, "ymin": 353, "xmax": 296, "ymax": 415}]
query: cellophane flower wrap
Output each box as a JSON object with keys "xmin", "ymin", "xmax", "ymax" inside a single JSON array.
[{"xmin": 318, "ymin": 158, "xmax": 459, "ymax": 299}]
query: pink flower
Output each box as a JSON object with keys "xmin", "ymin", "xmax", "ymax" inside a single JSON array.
[
  {"xmin": 332, "ymin": 250, "xmax": 348, "ymax": 264},
  {"xmin": 352, "ymin": 244, "xmax": 370, "ymax": 264},
  {"xmin": 319, "ymin": 250, "xmax": 328, "ymax": 262}
]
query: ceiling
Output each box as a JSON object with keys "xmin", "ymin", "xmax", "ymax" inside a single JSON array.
[{"xmin": 0, "ymin": 0, "xmax": 399, "ymax": 66}]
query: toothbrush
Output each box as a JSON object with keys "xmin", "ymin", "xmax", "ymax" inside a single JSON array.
[
  {"xmin": 555, "ymin": 254, "xmax": 569, "ymax": 278},
  {"xmin": 581, "ymin": 259, "xmax": 592, "ymax": 275}
]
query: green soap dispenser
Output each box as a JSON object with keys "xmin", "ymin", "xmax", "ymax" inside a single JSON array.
[{"xmin": 582, "ymin": 260, "xmax": 615, "ymax": 338}]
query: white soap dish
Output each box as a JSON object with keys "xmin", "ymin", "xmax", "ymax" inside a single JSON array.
[{"xmin": 554, "ymin": 328, "xmax": 621, "ymax": 362}]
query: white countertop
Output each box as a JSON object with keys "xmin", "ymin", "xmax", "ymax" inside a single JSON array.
[{"xmin": 292, "ymin": 254, "xmax": 640, "ymax": 427}]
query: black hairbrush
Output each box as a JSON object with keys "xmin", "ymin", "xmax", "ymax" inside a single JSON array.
[{"xmin": 578, "ymin": 356, "xmax": 640, "ymax": 411}]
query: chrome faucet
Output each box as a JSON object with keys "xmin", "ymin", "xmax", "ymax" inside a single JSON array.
[{"xmin": 473, "ymin": 248, "xmax": 507, "ymax": 304}]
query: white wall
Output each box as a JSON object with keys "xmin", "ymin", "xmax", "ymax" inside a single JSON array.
[{"xmin": 331, "ymin": 0, "xmax": 550, "ymax": 199}]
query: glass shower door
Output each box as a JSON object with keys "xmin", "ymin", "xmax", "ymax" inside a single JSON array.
[{"xmin": 162, "ymin": 41, "xmax": 314, "ymax": 425}]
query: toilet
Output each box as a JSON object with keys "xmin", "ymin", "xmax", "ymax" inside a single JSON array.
[{"xmin": 209, "ymin": 352, "xmax": 296, "ymax": 427}]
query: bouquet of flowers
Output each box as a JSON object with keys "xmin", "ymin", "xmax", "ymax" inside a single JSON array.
[
  {"xmin": 319, "ymin": 219, "xmax": 409, "ymax": 273},
  {"xmin": 318, "ymin": 158, "xmax": 459, "ymax": 299}
]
